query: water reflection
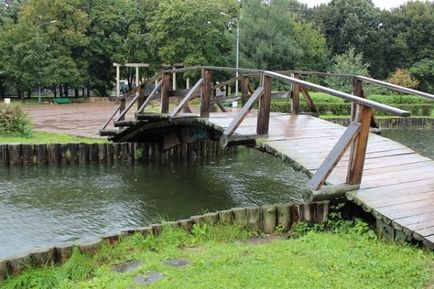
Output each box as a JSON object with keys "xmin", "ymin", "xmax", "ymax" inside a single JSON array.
[
  {"xmin": 0, "ymin": 147, "xmax": 308, "ymax": 259},
  {"xmin": 382, "ymin": 129, "xmax": 434, "ymax": 160}
]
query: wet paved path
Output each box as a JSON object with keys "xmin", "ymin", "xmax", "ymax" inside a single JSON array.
[{"xmin": 24, "ymin": 103, "xmax": 117, "ymax": 138}]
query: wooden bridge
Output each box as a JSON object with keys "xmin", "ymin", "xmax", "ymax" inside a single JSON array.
[{"xmin": 100, "ymin": 66, "xmax": 434, "ymax": 249}]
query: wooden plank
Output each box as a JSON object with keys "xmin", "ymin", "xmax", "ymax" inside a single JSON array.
[
  {"xmin": 223, "ymin": 87, "xmax": 264, "ymax": 136},
  {"xmin": 160, "ymin": 72, "xmax": 171, "ymax": 113},
  {"xmin": 171, "ymin": 78, "xmax": 204, "ymax": 117},
  {"xmin": 346, "ymin": 105, "xmax": 372, "ymax": 185},
  {"xmin": 307, "ymin": 122, "xmax": 361, "ymax": 190},
  {"xmin": 200, "ymin": 69, "xmax": 212, "ymax": 118},
  {"xmin": 257, "ymin": 75, "xmax": 272, "ymax": 135}
]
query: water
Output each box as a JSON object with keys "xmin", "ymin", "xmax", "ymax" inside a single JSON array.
[
  {"xmin": 382, "ymin": 129, "xmax": 434, "ymax": 160},
  {"xmin": 0, "ymin": 147, "xmax": 309, "ymax": 259}
]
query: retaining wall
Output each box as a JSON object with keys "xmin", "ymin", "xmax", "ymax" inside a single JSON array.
[
  {"xmin": 0, "ymin": 140, "xmax": 231, "ymax": 167},
  {"xmin": 0, "ymin": 201, "xmax": 329, "ymax": 281}
]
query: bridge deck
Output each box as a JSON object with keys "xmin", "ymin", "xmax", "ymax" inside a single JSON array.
[{"xmin": 206, "ymin": 112, "xmax": 434, "ymax": 248}]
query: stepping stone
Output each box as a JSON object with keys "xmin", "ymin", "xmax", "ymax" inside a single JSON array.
[
  {"xmin": 112, "ymin": 260, "xmax": 144, "ymax": 273},
  {"xmin": 164, "ymin": 258, "xmax": 190, "ymax": 267},
  {"xmin": 134, "ymin": 272, "xmax": 163, "ymax": 285}
]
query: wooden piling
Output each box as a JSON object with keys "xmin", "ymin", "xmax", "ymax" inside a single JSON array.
[{"xmin": 261, "ymin": 205, "xmax": 277, "ymax": 234}]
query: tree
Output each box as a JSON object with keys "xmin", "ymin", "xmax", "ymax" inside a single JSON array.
[
  {"xmin": 325, "ymin": 48, "xmax": 370, "ymax": 93},
  {"xmin": 20, "ymin": 0, "xmax": 89, "ymax": 96},
  {"xmin": 239, "ymin": 0, "xmax": 327, "ymax": 71},
  {"xmin": 387, "ymin": 68, "xmax": 419, "ymax": 89},
  {"xmin": 148, "ymin": 0, "xmax": 235, "ymax": 68},
  {"xmin": 0, "ymin": 21, "xmax": 50, "ymax": 99},
  {"xmin": 410, "ymin": 58, "xmax": 434, "ymax": 93}
]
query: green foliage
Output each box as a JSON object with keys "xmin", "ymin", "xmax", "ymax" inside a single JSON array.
[
  {"xmin": 326, "ymin": 48, "xmax": 370, "ymax": 93},
  {"xmin": 0, "ymin": 104, "xmax": 32, "ymax": 136},
  {"xmin": 148, "ymin": 0, "xmax": 235, "ymax": 68},
  {"xmin": 62, "ymin": 248, "xmax": 96, "ymax": 281},
  {"xmin": 0, "ymin": 130, "xmax": 106, "ymax": 144},
  {"xmin": 240, "ymin": 0, "xmax": 327, "ymax": 71},
  {"xmin": 0, "ymin": 268, "xmax": 63, "ymax": 289},
  {"xmin": 133, "ymin": 148, "xmax": 144, "ymax": 161},
  {"xmin": 387, "ymin": 68, "xmax": 419, "ymax": 89},
  {"xmin": 4, "ymin": 222, "xmax": 433, "ymax": 289},
  {"xmin": 410, "ymin": 58, "xmax": 434, "ymax": 92}
]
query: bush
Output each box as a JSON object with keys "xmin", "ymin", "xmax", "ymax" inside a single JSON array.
[
  {"xmin": 387, "ymin": 68, "xmax": 419, "ymax": 89},
  {"xmin": 0, "ymin": 104, "xmax": 33, "ymax": 137}
]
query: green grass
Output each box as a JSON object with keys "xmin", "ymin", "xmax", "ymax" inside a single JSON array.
[
  {"xmin": 2, "ymin": 220, "xmax": 433, "ymax": 289},
  {"xmin": 0, "ymin": 130, "xmax": 107, "ymax": 144}
]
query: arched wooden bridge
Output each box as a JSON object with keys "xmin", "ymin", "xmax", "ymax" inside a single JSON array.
[{"xmin": 100, "ymin": 66, "xmax": 434, "ymax": 249}]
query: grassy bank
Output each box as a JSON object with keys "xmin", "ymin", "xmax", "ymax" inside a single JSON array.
[
  {"xmin": 2, "ymin": 219, "xmax": 433, "ymax": 289},
  {"xmin": 0, "ymin": 131, "xmax": 107, "ymax": 144}
]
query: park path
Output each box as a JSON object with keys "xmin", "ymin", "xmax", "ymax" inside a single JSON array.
[{"xmin": 23, "ymin": 103, "xmax": 117, "ymax": 138}]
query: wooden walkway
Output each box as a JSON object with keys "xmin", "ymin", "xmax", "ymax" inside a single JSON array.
[{"xmin": 206, "ymin": 112, "xmax": 434, "ymax": 248}]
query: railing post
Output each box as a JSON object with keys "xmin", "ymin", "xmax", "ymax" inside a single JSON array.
[
  {"xmin": 241, "ymin": 76, "xmax": 249, "ymax": 105},
  {"xmin": 161, "ymin": 72, "xmax": 171, "ymax": 113},
  {"xmin": 346, "ymin": 104, "xmax": 372, "ymax": 185},
  {"xmin": 119, "ymin": 97, "xmax": 126, "ymax": 121},
  {"xmin": 200, "ymin": 69, "xmax": 212, "ymax": 118},
  {"xmin": 351, "ymin": 77, "xmax": 363, "ymax": 121},
  {"xmin": 257, "ymin": 74, "xmax": 272, "ymax": 135},
  {"xmin": 137, "ymin": 85, "xmax": 145, "ymax": 111},
  {"xmin": 291, "ymin": 72, "xmax": 300, "ymax": 114}
]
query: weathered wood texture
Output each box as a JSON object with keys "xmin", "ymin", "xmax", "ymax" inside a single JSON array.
[{"xmin": 202, "ymin": 112, "xmax": 434, "ymax": 249}]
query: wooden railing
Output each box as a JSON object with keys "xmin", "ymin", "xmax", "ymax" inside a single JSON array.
[{"xmin": 101, "ymin": 66, "xmax": 434, "ymax": 191}]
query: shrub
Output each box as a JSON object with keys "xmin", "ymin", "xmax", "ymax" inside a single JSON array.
[
  {"xmin": 387, "ymin": 68, "xmax": 419, "ymax": 89},
  {"xmin": 0, "ymin": 104, "xmax": 33, "ymax": 137}
]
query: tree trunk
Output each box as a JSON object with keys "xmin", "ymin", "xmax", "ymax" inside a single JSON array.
[
  {"xmin": 53, "ymin": 87, "xmax": 57, "ymax": 98},
  {"xmin": 17, "ymin": 88, "xmax": 23, "ymax": 101},
  {"xmin": 82, "ymin": 87, "xmax": 85, "ymax": 97},
  {"xmin": 64, "ymin": 85, "xmax": 69, "ymax": 97},
  {"xmin": 59, "ymin": 85, "xmax": 64, "ymax": 97},
  {"xmin": 86, "ymin": 87, "xmax": 90, "ymax": 97},
  {"xmin": 27, "ymin": 90, "xmax": 31, "ymax": 98},
  {"xmin": 74, "ymin": 88, "xmax": 79, "ymax": 98},
  {"xmin": 0, "ymin": 85, "xmax": 5, "ymax": 98}
]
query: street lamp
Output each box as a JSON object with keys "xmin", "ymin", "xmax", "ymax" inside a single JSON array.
[{"xmin": 220, "ymin": 12, "xmax": 241, "ymax": 96}]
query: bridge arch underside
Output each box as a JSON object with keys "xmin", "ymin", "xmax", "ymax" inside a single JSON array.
[{"xmin": 109, "ymin": 118, "xmax": 243, "ymax": 151}]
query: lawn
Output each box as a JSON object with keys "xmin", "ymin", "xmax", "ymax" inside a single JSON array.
[
  {"xmin": 0, "ymin": 130, "xmax": 107, "ymax": 144},
  {"xmin": 2, "ymin": 221, "xmax": 433, "ymax": 289}
]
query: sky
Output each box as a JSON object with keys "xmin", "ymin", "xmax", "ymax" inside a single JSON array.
[{"xmin": 299, "ymin": 0, "xmax": 421, "ymax": 10}]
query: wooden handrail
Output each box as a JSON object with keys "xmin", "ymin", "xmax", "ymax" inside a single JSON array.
[
  {"xmin": 356, "ymin": 75, "xmax": 434, "ymax": 101},
  {"xmin": 117, "ymin": 88, "xmax": 141, "ymax": 121},
  {"xmin": 137, "ymin": 80, "xmax": 163, "ymax": 113},
  {"xmin": 101, "ymin": 106, "xmax": 120, "ymax": 130},
  {"xmin": 223, "ymin": 86, "xmax": 264, "ymax": 136},
  {"xmin": 264, "ymin": 71, "xmax": 410, "ymax": 116},
  {"xmin": 171, "ymin": 78, "xmax": 204, "ymax": 117}
]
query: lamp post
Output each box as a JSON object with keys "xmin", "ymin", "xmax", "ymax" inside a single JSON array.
[{"xmin": 221, "ymin": 12, "xmax": 241, "ymax": 96}]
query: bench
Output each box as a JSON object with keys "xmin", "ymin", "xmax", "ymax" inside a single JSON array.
[{"xmin": 52, "ymin": 98, "xmax": 72, "ymax": 104}]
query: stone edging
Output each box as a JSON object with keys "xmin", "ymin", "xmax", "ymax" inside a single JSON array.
[{"xmin": 0, "ymin": 201, "xmax": 330, "ymax": 281}]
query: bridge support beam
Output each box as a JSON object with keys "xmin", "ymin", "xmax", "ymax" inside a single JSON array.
[
  {"xmin": 200, "ymin": 69, "xmax": 212, "ymax": 118},
  {"xmin": 257, "ymin": 75, "xmax": 272, "ymax": 135},
  {"xmin": 161, "ymin": 72, "xmax": 171, "ymax": 114},
  {"xmin": 291, "ymin": 73, "xmax": 300, "ymax": 114},
  {"xmin": 347, "ymin": 104, "xmax": 372, "ymax": 185}
]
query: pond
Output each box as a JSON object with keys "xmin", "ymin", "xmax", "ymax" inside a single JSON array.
[
  {"xmin": 0, "ymin": 147, "xmax": 309, "ymax": 260},
  {"xmin": 382, "ymin": 129, "xmax": 434, "ymax": 160}
]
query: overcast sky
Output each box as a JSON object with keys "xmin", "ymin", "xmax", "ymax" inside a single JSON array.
[{"xmin": 299, "ymin": 0, "xmax": 420, "ymax": 10}]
